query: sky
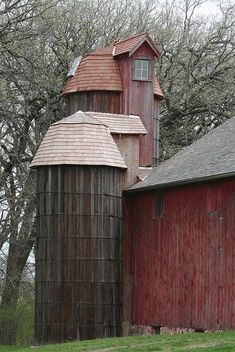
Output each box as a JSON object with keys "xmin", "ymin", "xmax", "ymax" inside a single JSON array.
[{"xmin": 196, "ymin": 0, "xmax": 220, "ymax": 16}]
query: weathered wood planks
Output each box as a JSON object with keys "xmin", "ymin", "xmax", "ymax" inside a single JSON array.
[{"xmin": 35, "ymin": 165, "xmax": 123, "ymax": 344}]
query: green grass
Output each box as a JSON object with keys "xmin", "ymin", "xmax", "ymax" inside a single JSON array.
[{"xmin": 1, "ymin": 332, "xmax": 235, "ymax": 352}]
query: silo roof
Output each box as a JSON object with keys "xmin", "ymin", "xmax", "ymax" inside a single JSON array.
[
  {"xmin": 86, "ymin": 112, "xmax": 147, "ymax": 135},
  {"xmin": 63, "ymin": 54, "xmax": 123, "ymax": 94},
  {"xmin": 63, "ymin": 32, "xmax": 164, "ymax": 99},
  {"xmin": 30, "ymin": 111, "xmax": 127, "ymax": 169}
]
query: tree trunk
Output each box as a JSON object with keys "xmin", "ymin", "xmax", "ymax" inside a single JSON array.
[{"xmin": 0, "ymin": 238, "xmax": 34, "ymax": 344}]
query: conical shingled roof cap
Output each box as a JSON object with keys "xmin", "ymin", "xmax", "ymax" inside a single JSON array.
[{"xmin": 30, "ymin": 111, "xmax": 127, "ymax": 169}]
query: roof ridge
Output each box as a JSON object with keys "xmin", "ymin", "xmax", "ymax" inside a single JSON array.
[
  {"xmin": 53, "ymin": 111, "xmax": 107, "ymax": 127},
  {"xmin": 89, "ymin": 53, "xmax": 113, "ymax": 56},
  {"xmin": 90, "ymin": 43, "xmax": 114, "ymax": 55},
  {"xmin": 115, "ymin": 32, "xmax": 147, "ymax": 45}
]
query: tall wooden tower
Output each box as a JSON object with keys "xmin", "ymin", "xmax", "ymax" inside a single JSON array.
[
  {"xmin": 32, "ymin": 32, "xmax": 163, "ymax": 344},
  {"xmin": 63, "ymin": 33, "xmax": 164, "ymax": 166}
]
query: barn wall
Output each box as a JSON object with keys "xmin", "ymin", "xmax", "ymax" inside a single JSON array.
[
  {"xmin": 123, "ymin": 178, "xmax": 235, "ymax": 330},
  {"xmin": 65, "ymin": 91, "xmax": 121, "ymax": 116},
  {"xmin": 35, "ymin": 165, "xmax": 123, "ymax": 344}
]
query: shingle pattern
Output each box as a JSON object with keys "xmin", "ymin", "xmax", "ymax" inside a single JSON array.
[
  {"xmin": 63, "ymin": 54, "xmax": 123, "ymax": 94},
  {"xmin": 87, "ymin": 112, "xmax": 147, "ymax": 134},
  {"xmin": 113, "ymin": 32, "xmax": 149, "ymax": 56},
  {"xmin": 129, "ymin": 118, "xmax": 235, "ymax": 191},
  {"xmin": 30, "ymin": 111, "xmax": 127, "ymax": 169},
  {"xmin": 154, "ymin": 79, "xmax": 164, "ymax": 99},
  {"xmin": 92, "ymin": 33, "xmax": 152, "ymax": 57}
]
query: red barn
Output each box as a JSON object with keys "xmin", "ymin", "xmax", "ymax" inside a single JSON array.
[{"xmin": 124, "ymin": 118, "xmax": 235, "ymax": 331}]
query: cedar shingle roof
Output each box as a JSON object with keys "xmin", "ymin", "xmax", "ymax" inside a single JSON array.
[
  {"xmin": 154, "ymin": 79, "xmax": 164, "ymax": 99},
  {"xmin": 128, "ymin": 118, "xmax": 235, "ymax": 191},
  {"xmin": 30, "ymin": 111, "xmax": 127, "ymax": 169},
  {"xmin": 112, "ymin": 32, "xmax": 160, "ymax": 57},
  {"xmin": 63, "ymin": 54, "xmax": 122, "ymax": 94},
  {"xmin": 87, "ymin": 112, "xmax": 147, "ymax": 134},
  {"xmin": 91, "ymin": 32, "xmax": 160, "ymax": 57},
  {"xmin": 63, "ymin": 32, "xmax": 163, "ymax": 97}
]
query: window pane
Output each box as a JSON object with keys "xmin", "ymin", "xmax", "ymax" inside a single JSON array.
[
  {"xmin": 142, "ymin": 69, "xmax": 148, "ymax": 78},
  {"xmin": 134, "ymin": 59, "xmax": 150, "ymax": 80},
  {"xmin": 142, "ymin": 61, "xmax": 148, "ymax": 69},
  {"xmin": 135, "ymin": 60, "xmax": 141, "ymax": 69},
  {"xmin": 135, "ymin": 69, "xmax": 142, "ymax": 79}
]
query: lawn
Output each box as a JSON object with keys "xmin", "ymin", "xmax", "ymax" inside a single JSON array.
[{"xmin": 1, "ymin": 332, "xmax": 235, "ymax": 352}]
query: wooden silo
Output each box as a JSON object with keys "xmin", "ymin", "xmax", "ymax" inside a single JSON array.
[{"xmin": 31, "ymin": 111, "xmax": 126, "ymax": 343}]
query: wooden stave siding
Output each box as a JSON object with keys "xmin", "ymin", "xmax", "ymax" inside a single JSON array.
[
  {"xmin": 123, "ymin": 178, "xmax": 235, "ymax": 330},
  {"xmin": 65, "ymin": 91, "xmax": 121, "ymax": 116},
  {"xmin": 35, "ymin": 165, "xmax": 123, "ymax": 344}
]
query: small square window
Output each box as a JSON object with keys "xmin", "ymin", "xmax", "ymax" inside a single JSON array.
[{"xmin": 133, "ymin": 59, "xmax": 150, "ymax": 80}]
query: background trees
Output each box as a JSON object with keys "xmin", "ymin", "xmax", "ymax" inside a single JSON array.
[
  {"xmin": 0, "ymin": 0, "xmax": 234, "ymax": 344},
  {"xmin": 155, "ymin": 0, "xmax": 235, "ymax": 158}
]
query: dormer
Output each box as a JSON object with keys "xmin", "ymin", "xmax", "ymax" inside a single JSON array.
[{"xmin": 113, "ymin": 32, "xmax": 160, "ymax": 80}]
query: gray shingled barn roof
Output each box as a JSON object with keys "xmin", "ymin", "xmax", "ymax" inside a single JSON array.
[{"xmin": 128, "ymin": 117, "xmax": 235, "ymax": 192}]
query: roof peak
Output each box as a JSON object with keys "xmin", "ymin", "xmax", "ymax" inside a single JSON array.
[
  {"xmin": 90, "ymin": 31, "xmax": 160, "ymax": 57},
  {"xmin": 53, "ymin": 111, "xmax": 106, "ymax": 127},
  {"xmin": 115, "ymin": 32, "xmax": 148, "ymax": 45}
]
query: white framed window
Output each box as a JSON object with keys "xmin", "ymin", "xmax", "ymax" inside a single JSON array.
[{"xmin": 133, "ymin": 59, "xmax": 150, "ymax": 80}]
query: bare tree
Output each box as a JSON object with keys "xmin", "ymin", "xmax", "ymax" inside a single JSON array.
[{"xmin": 151, "ymin": 0, "xmax": 235, "ymax": 158}]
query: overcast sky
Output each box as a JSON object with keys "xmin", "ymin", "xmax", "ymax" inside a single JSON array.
[{"xmin": 196, "ymin": 0, "xmax": 220, "ymax": 16}]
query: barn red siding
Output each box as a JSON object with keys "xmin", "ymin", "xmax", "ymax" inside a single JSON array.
[
  {"xmin": 123, "ymin": 178, "xmax": 235, "ymax": 330},
  {"xmin": 118, "ymin": 43, "xmax": 156, "ymax": 167},
  {"xmin": 130, "ymin": 43, "xmax": 155, "ymax": 167}
]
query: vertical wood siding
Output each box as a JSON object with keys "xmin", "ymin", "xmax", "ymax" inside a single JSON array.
[
  {"xmin": 113, "ymin": 135, "xmax": 139, "ymax": 188},
  {"xmin": 129, "ymin": 44, "xmax": 155, "ymax": 167},
  {"xmin": 65, "ymin": 91, "xmax": 121, "ymax": 116},
  {"xmin": 35, "ymin": 165, "xmax": 123, "ymax": 344},
  {"xmin": 123, "ymin": 178, "xmax": 235, "ymax": 330},
  {"xmin": 118, "ymin": 44, "xmax": 157, "ymax": 167}
]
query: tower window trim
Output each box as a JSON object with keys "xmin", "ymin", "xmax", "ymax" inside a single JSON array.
[{"xmin": 132, "ymin": 59, "xmax": 152, "ymax": 81}]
